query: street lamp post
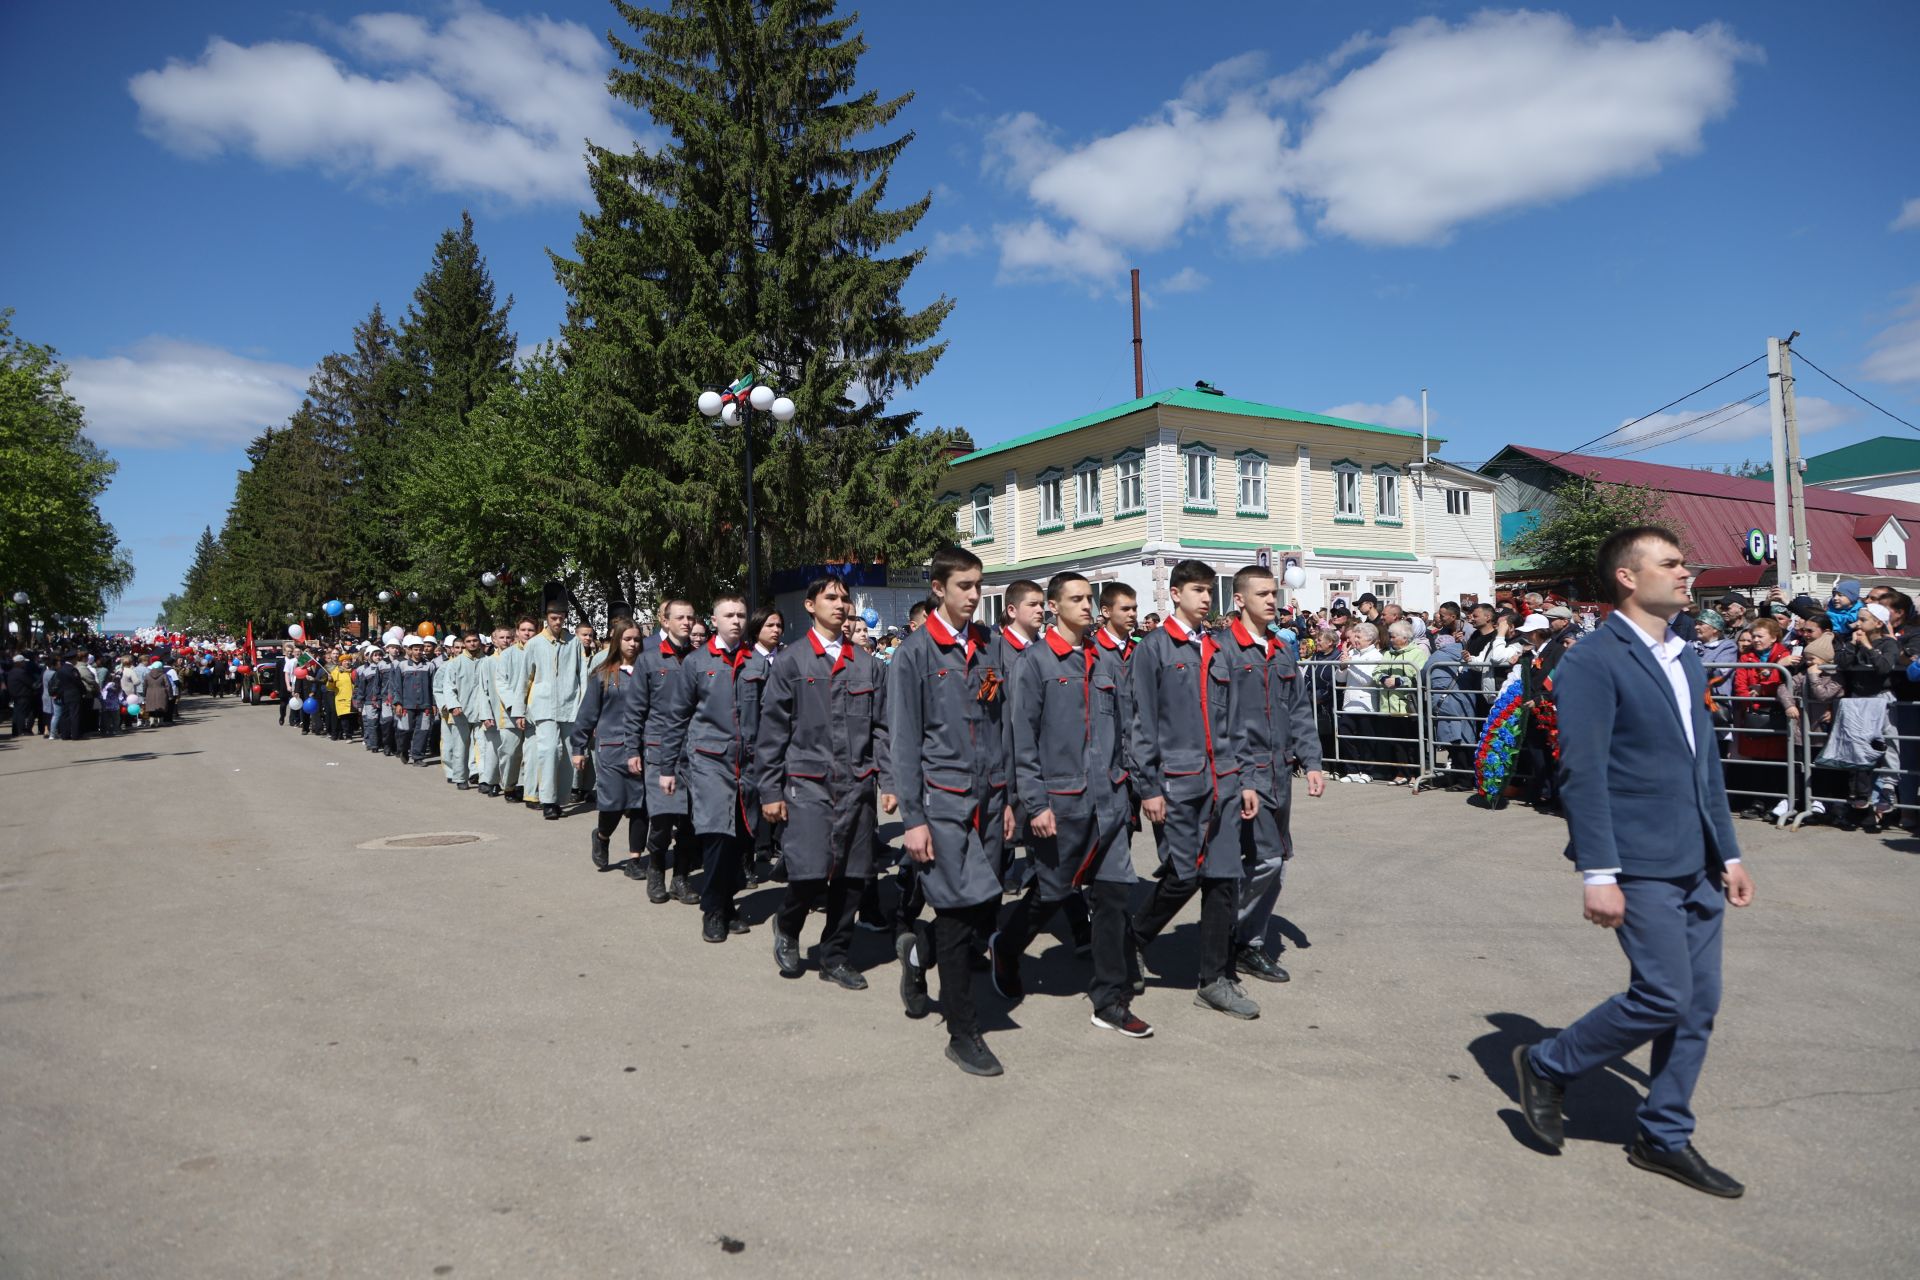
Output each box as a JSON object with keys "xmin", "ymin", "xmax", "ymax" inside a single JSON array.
[{"xmin": 698, "ymin": 376, "xmax": 796, "ymax": 606}]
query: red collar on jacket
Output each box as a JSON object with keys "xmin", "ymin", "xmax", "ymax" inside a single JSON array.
[
  {"xmin": 1229, "ymin": 617, "xmax": 1272, "ymax": 658},
  {"xmin": 1095, "ymin": 626, "xmax": 1132, "ymax": 659},
  {"xmin": 1164, "ymin": 616, "xmax": 1202, "ymax": 645},
  {"xmin": 708, "ymin": 635, "xmax": 748, "ymax": 669},
  {"xmin": 925, "ymin": 610, "xmax": 986, "ymax": 660},
  {"xmin": 1000, "ymin": 625, "xmax": 1030, "ymax": 652},
  {"xmin": 806, "ymin": 626, "xmax": 852, "ymax": 675}
]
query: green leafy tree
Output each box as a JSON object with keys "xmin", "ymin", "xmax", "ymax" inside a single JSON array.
[
  {"xmin": 0, "ymin": 310, "xmax": 132, "ymax": 634},
  {"xmin": 1508, "ymin": 478, "xmax": 1673, "ymax": 596},
  {"xmin": 553, "ymin": 0, "xmax": 959, "ymax": 605}
]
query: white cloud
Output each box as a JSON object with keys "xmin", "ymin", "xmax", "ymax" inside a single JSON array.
[
  {"xmin": 1323, "ymin": 395, "xmax": 1426, "ymax": 430},
  {"xmin": 1159, "ymin": 266, "xmax": 1210, "ymax": 293},
  {"xmin": 67, "ymin": 339, "xmax": 310, "ymax": 450},
  {"xmin": 993, "ymin": 218, "xmax": 1127, "ymax": 286},
  {"xmin": 129, "ymin": 5, "xmax": 637, "ymax": 203},
  {"xmin": 1598, "ymin": 394, "xmax": 1853, "ymax": 451},
  {"xmin": 1893, "ymin": 199, "xmax": 1920, "ymax": 232},
  {"xmin": 987, "ymin": 11, "xmax": 1757, "ymax": 282},
  {"xmin": 1862, "ymin": 285, "xmax": 1920, "ymax": 385},
  {"xmin": 928, "ymin": 224, "xmax": 984, "ymax": 259}
]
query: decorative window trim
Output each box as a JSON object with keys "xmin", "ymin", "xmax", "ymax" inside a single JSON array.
[
  {"xmin": 1331, "ymin": 458, "xmax": 1363, "ymax": 521},
  {"xmin": 1113, "ymin": 447, "xmax": 1147, "ymax": 517},
  {"xmin": 1072, "ymin": 456, "xmax": 1103, "ymax": 528},
  {"xmin": 1372, "ymin": 462, "xmax": 1402, "ymax": 526},
  {"xmin": 1234, "ymin": 448, "xmax": 1269, "ymax": 519},
  {"xmin": 1181, "ymin": 441, "xmax": 1218, "ymax": 514},
  {"xmin": 1036, "ymin": 467, "xmax": 1066, "ymax": 534},
  {"xmin": 967, "ymin": 485, "xmax": 995, "ymax": 545}
]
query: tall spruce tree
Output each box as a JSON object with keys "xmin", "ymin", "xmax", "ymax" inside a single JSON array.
[
  {"xmin": 397, "ymin": 212, "xmax": 518, "ymax": 436},
  {"xmin": 338, "ymin": 303, "xmax": 409, "ymax": 596},
  {"xmin": 554, "ymin": 0, "xmax": 958, "ymax": 605}
]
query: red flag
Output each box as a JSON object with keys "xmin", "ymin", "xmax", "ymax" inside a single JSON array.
[{"xmin": 244, "ymin": 621, "xmax": 257, "ymax": 670}]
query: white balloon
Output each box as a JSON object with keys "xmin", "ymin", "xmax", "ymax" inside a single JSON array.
[
  {"xmin": 697, "ymin": 390, "xmax": 723, "ymax": 418},
  {"xmin": 480, "ymin": 571, "xmax": 499, "ymax": 588},
  {"xmin": 720, "ymin": 402, "xmax": 742, "ymax": 427},
  {"xmin": 288, "ymin": 624, "xmax": 306, "ymax": 642},
  {"xmin": 407, "ymin": 591, "xmax": 420, "ymax": 602},
  {"xmin": 749, "ymin": 384, "xmax": 775, "ymax": 411},
  {"xmin": 770, "ymin": 396, "xmax": 796, "ymax": 422},
  {"xmin": 378, "ymin": 590, "xmax": 392, "ymax": 603},
  {"xmin": 1283, "ymin": 564, "xmax": 1306, "ymax": 590},
  {"xmin": 344, "ymin": 603, "xmax": 356, "ymax": 614}
]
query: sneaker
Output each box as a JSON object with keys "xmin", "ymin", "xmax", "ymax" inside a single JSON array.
[
  {"xmin": 590, "ymin": 830, "xmax": 610, "ymax": 872},
  {"xmin": 944, "ymin": 1033, "xmax": 1004, "ymax": 1077},
  {"xmin": 988, "ymin": 930, "xmax": 1024, "ymax": 1002},
  {"xmin": 1194, "ymin": 976, "xmax": 1260, "ymax": 1019},
  {"xmin": 1091, "ymin": 1006, "xmax": 1154, "ymax": 1038},
  {"xmin": 1233, "ymin": 945, "xmax": 1291, "ymax": 984},
  {"xmin": 819, "ymin": 962, "xmax": 868, "ymax": 990},
  {"xmin": 773, "ymin": 931, "xmax": 803, "ymax": 977},
  {"xmin": 896, "ymin": 926, "xmax": 929, "ymax": 1019}
]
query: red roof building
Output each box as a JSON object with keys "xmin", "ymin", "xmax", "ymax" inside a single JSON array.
[{"xmin": 1480, "ymin": 445, "xmax": 1917, "ymax": 592}]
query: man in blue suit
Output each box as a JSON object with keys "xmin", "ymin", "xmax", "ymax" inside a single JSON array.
[{"xmin": 1512, "ymin": 525, "xmax": 1756, "ymax": 1197}]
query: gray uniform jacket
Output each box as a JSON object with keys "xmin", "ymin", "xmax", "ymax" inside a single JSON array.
[
  {"xmin": 378, "ymin": 659, "xmax": 403, "ymax": 710},
  {"xmin": 657, "ymin": 639, "xmax": 764, "ymax": 837},
  {"xmin": 398, "ymin": 659, "xmax": 435, "ymax": 711},
  {"xmin": 753, "ymin": 631, "xmax": 892, "ymax": 881},
  {"xmin": 1220, "ymin": 619, "xmax": 1321, "ymax": 801},
  {"xmin": 1012, "ymin": 629, "xmax": 1135, "ymax": 892},
  {"xmin": 571, "ymin": 665, "xmax": 649, "ymax": 813},
  {"xmin": 1131, "ymin": 619, "xmax": 1239, "ymax": 880},
  {"xmin": 885, "ymin": 613, "xmax": 1011, "ymax": 910},
  {"xmin": 620, "ymin": 632, "xmax": 694, "ymax": 819},
  {"xmin": 492, "ymin": 645, "xmax": 528, "ymax": 722}
]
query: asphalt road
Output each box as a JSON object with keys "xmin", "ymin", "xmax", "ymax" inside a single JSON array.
[{"xmin": 3, "ymin": 699, "xmax": 1918, "ymax": 1278}]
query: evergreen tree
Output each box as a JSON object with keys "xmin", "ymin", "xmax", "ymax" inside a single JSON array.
[
  {"xmin": 337, "ymin": 304, "xmax": 409, "ymax": 596},
  {"xmin": 554, "ymin": 0, "xmax": 959, "ymax": 605},
  {"xmin": 397, "ymin": 211, "xmax": 518, "ymax": 436}
]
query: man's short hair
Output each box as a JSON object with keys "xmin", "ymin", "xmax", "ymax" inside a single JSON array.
[
  {"xmin": 709, "ymin": 592, "xmax": 746, "ymax": 613},
  {"xmin": 1885, "ymin": 590, "xmax": 1914, "ymax": 619},
  {"xmin": 1045, "ymin": 571, "xmax": 1089, "ymax": 603},
  {"xmin": 804, "ymin": 576, "xmax": 849, "ymax": 603},
  {"xmin": 1099, "ymin": 582, "xmax": 1136, "ymax": 609},
  {"xmin": 1005, "ymin": 579, "xmax": 1044, "ymax": 609},
  {"xmin": 1169, "ymin": 559, "xmax": 1214, "ymax": 591},
  {"xmin": 929, "ymin": 545, "xmax": 984, "ymax": 585},
  {"xmin": 1596, "ymin": 525, "xmax": 1682, "ymax": 604},
  {"xmin": 660, "ymin": 599, "xmax": 694, "ymax": 620},
  {"xmin": 1231, "ymin": 565, "xmax": 1276, "ymax": 598},
  {"xmin": 907, "ymin": 599, "xmax": 930, "ymax": 621}
]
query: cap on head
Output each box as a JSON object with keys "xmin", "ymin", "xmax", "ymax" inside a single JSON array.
[{"xmin": 1518, "ymin": 614, "xmax": 1551, "ymax": 634}]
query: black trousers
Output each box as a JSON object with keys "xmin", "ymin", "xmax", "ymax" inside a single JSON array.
[
  {"xmin": 647, "ymin": 813, "xmax": 697, "ymax": 874},
  {"xmin": 997, "ymin": 884, "xmax": 1118, "ymax": 1012},
  {"xmin": 1132, "ymin": 874, "xmax": 1235, "ymax": 985},
  {"xmin": 701, "ymin": 831, "xmax": 747, "ymax": 920},
  {"xmin": 776, "ymin": 877, "xmax": 865, "ymax": 968},
  {"xmin": 10, "ymin": 704, "xmax": 30, "ymax": 737},
  {"xmin": 596, "ymin": 808, "xmax": 647, "ymax": 854},
  {"xmin": 932, "ymin": 899, "xmax": 998, "ymax": 1038}
]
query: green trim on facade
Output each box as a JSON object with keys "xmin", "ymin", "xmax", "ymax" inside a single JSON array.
[
  {"xmin": 1072, "ymin": 516, "xmax": 1104, "ymax": 529},
  {"xmin": 982, "ymin": 538, "xmax": 1148, "ymax": 574},
  {"xmin": 1375, "ymin": 518, "xmax": 1403, "ymax": 528},
  {"xmin": 1183, "ymin": 503, "xmax": 1219, "ymax": 514},
  {"xmin": 1234, "ymin": 510, "xmax": 1270, "ymax": 520},
  {"xmin": 1333, "ymin": 515, "xmax": 1365, "ymax": 525},
  {"xmin": 1314, "ymin": 547, "xmax": 1419, "ymax": 561},
  {"xmin": 1184, "ymin": 538, "xmax": 1300, "ymax": 551},
  {"xmin": 1115, "ymin": 508, "xmax": 1145, "ymax": 521},
  {"xmin": 949, "ymin": 386, "xmax": 1438, "ymax": 467}
]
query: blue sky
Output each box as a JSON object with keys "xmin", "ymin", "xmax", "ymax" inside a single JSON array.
[{"xmin": 4, "ymin": 0, "xmax": 1917, "ymax": 629}]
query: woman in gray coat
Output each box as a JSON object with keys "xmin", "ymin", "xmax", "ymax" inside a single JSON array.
[{"xmin": 571, "ymin": 619, "xmax": 651, "ymax": 873}]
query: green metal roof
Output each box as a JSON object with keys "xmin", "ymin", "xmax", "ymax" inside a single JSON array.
[
  {"xmin": 950, "ymin": 387, "xmax": 1440, "ymax": 466},
  {"xmin": 1756, "ymin": 436, "xmax": 1920, "ymax": 485}
]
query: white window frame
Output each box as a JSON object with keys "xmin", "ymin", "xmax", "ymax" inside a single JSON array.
[
  {"xmin": 1036, "ymin": 467, "xmax": 1066, "ymax": 533},
  {"xmin": 1235, "ymin": 449, "xmax": 1268, "ymax": 518},
  {"xmin": 1373, "ymin": 464, "xmax": 1401, "ymax": 525},
  {"xmin": 1073, "ymin": 457, "xmax": 1103, "ymax": 527},
  {"xmin": 1370, "ymin": 580, "xmax": 1400, "ymax": 607},
  {"xmin": 1183, "ymin": 442, "xmax": 1217, "ymax": 513},
  {"xmin": 1445, "ymin": 488, "xmax": 1471, "ymax": 516},
  {"xmin": 980, "ymin": 589, "xmax": 1006, "ymax": 627},
  {"xmin": 1325, "ymin": 579, "xmax": 1356, "ymax": 607},
  {"xmin": 1114, "ymin": 448, "xmax": 1145, "ymax": 518},
  {"xmin": 968, "ymin": 486, "xmax": 993, "ymax": 544},
  {"xmin": 1332, "ymin": 460, "xmax": 1362, "ymax": 522}
]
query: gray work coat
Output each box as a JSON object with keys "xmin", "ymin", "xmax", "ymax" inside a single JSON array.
[
  {"xmin": 657, "ymin": 639, "xmax": 764, "ymax": 837},
  {"xmin": 1011, "ymin": 629, "xmax": 1134, "ymax": 893},
  {"xmin": 620, "ymin": 632, "xmax": 693, "ymax": 819},
  {"xmin": 571, "ymin": 664, "xmax": 649, "ymax": 813}
]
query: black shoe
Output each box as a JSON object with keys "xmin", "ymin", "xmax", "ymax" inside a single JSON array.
[
  {"xmin": 726, "ymin": 917, "xmax": 749, "ymax": 936},
  {"xmin": 1512, "ymin": 1044, "xmax": 1566, "ymax": 1151},
  {"xmin": 646, "ymin": 863, "xmax": 669, "ymax": 903},
  {"xmin": 987, "ymin": 930, "xmax": 1023, "ymax": 1002},
  {"xmin": 820, "ymin": 962, "xmax": 868, "ymax": 990},
  {"xmin": 456, "ymin": 781, "xmax": 471, "ymax": 791},
  {"xmin": 622, "ymin": 857, "xmax": 647, "ymax": 881},
  {"xmin": 543, "ymin": 804, "xmax": 561, "ymax": 821},
  {"xmin": 1626, "ymin": 1134, "xmax": 1745, "ymax": 1198},
  {"xmin": 469, "ymin": 775, "xmax": 481, "ymax": 787},
  {"xmin": 446, "ymin": 775, "xmax": 458, "ymax": 784},
  {"xmin": 1233, "ymin": 945, "xmax": 1290, "ymax": 984},
  {"xmin": 774, "ymin": 931, "xmax": 803, "ymax": 977},
  {"xmin": 702, "ymin": 914, "xmax": 727, "ymax": 943},
  {"xmin": 897, "ymin": 925, "xmax": 929, "ymax": 1019},
  {"xmin": 1861, "ymin": 808, "xmax": 1883, "ymax": 834},
  {"xmin": 1091, "ymin": 1005, "xmax": 1153, "ymax": 1038},
  {"xmin": 670, "ymin": 875, "xmax": 698, "ymax": 905},
  {"xmin": 590, "ymin": 830, "xmax": 610, "ymax": 871},
  {"xmin": 944, "ymin": 1033, "xmax": 1003, "ymax": 1077}
]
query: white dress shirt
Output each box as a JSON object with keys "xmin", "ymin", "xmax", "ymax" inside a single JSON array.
[{"xmin": 1585, "ymin": 612, "xmax": 1736, "ymax": 886}]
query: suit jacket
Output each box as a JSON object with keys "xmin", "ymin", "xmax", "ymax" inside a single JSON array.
[{"xmin": 1553, "ymin": 611, "xmax": 1742, "ymax": 878}]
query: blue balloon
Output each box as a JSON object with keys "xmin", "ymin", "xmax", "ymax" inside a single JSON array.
[
  {"xmin": 302, "ymin": 697, "xmax": 319, "ymax": 714},
  {"xmin": 323, "ymin": 599, "xmax": 345, "ymax": 617},
  {"xmin": 861, "ymin": 608, "xmax": 880, "ymax": 628}
]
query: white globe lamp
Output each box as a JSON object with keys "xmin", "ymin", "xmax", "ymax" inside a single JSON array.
[
  {"xmin": 770, "ymin": 396, "xmax": 796, "ymax": 422},
  {"xmin": 697, "ymin": 390, "xmax": 723, "ymax": 418},
  {"xmin": 749, "ymin": 384, "xmax": 775, "ymax": 411},
  {"xmin": 720, "ymin": 402, "xmax": 742, "ymax": 427}
]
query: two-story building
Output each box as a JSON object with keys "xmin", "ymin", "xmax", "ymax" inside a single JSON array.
[{"xmin": 941, "ymin": 386, "xmax": 1499, "ymax": 619}]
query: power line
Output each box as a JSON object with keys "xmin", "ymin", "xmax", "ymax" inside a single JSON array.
[
  {"xmin": 1793, "ymin": 349, "xmax": 1920, "ymax": 435},
  {"xmin": 1607, "ymin": 399, "xmax": 1769, "ymax": 458},
  {"xmin": 1538, "ymin": 354, "xmax": 1767, "ymax": 462},
  {"xmin": 1594, "ymin": 391, "xmax": 1769, "ymax": 457}
]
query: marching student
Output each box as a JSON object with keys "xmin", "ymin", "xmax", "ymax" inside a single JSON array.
[
  {"xmin": 992, "ymin": 571, "xmax": 1148, "ymax": 1038},
  {"xmin": 624, "ymin": 600, "xmax": 699, "ymax": 902},
  {"xmin": 572, "ymin": 618, "xmax": 649, "ymax": 874},
  {"xmin": 378, "ymin": 639, "xmax": 405, "ymax": 756},
  {"xmin": 472, "ymin": 627, "xmax": 510, "ymax": 796},
  {"xmin": 747, "ymin": 606, "xmax": 786, "ymax": 886},
  {"xmin": 571, "ymin": 621, "xmax": 600, "ymax": 806},
  {"xmin": 396, "ymin": 636, "xmax": 436, "ymax": 766},
  {"xmin": 523, "ymin": 597, "xmax": 584, "ymax": 820},
  {"xmin": 1097, "ymin": 583, "xmax": 1138, "ymax": 662},
  {"xmin": 436, "ymin": 633, "xmax": 484, "ymax": 790},
  {"xmin": 1219, "ymin": 566, "xmax": 1326, "ymax": 985},
  {"xmin": 356, "ymin": 645, "xmax": 383, "ymax": 753},
  {"xmin": 492, "ymin": 618, "xmax": 535, "ymax": 803},
  {"xmin": 989, "ymin": 580, "xmax": 1043, "ymax": 894},
  {"xmin": 658, "ymin": 595, "xmax": 763, "ymax": 943},
  {"xmin": 756, "ymin": 578, "xmax": 892, "ymax": 989},
  {"xmin": 1130, "ymin": 558, "xmax": 1262, "ymax": 1020},
  {"xmin": 887, "ymin": 546, "xmax": 1017, "ymax": 1077}
]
